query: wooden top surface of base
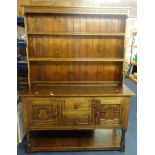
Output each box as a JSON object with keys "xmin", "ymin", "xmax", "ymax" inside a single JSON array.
[{"xmin": 18, "ymin": 84, "xmax": 134, "ymax": 97}]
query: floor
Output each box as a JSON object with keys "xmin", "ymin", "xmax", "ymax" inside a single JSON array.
[{"xmin": 17, "ymin": 78, "xmax": 137, "ymax": 155}]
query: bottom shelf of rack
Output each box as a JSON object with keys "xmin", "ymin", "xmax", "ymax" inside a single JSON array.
[{"xmin": 29, "ymin": 129, "xmax": 121, "ymax": 152}]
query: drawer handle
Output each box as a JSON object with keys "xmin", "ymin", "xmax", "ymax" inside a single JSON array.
[
  {"xmin": 54, "ymin": 112, "xmax": 57, "ymax": 116},
  {"xmin": 93, "ymin": 104, "xmax": 97, "ymax": 108},
  {"xmin": 96, "ymin": 112, "xmax": 100, "ymax": 124},
  {"xmin": 34, "ymin": 91, "xmax": 39, "ymax": 95},
  {"xmin": 57, "ymin": 105, "xmax": 60, "ymax": 108},
  {"xmin": 75, "ymin": 118, "xmax": 79, "ymax": 124},
  {"xmin": 96, "ymin": 112, "xmax": 99, "ymax": 116},
  {"xmin": 74, "ymin": 103, "xmax": 79, "ymax": 109},
  {"xmin": 49, "ymin": 91, "xmax": 54, "ymax": 96}
]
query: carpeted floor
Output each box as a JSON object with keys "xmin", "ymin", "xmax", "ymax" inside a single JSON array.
[{"xmin": 17, "ymin": 78, "xmax": 137, "ymax": 155}]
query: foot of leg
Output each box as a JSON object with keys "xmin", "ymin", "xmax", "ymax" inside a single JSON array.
[
  {"xmin": 120, "ymin": 129, "xmax": 126, "ymax": 152},
  {"xmin": 27, "ymin": 132, "xmax": 32, "ymax": 153}
]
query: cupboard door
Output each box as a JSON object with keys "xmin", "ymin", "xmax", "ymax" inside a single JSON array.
[
  {"xmin": 94, "ymin": 98, "xmax": 123, "ymax": 126},
  {"xmin": 28, "ymin": 100, "xmax": 62, "ymax": 127}
]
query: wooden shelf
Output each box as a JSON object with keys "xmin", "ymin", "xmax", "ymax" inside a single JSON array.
[
  {"xmin": 29, "ymin": 58, "xmax": 124, "ymax": 62},
  {"xmin": 27, "ymin": 32, "xmax": 125, "ymax": 37},
  {"xmin": 30, "ymin": 129, "xmax": 121, "ymax": 152},
  {"xmin": 129, "ymin": 74, "xmax": 137, "ymax": 83},
  {"xmin": 18, "ymin": 84, "xmax": 135, "ymax": 97}
]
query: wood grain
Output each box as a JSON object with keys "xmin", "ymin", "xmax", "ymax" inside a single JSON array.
[
  {"xmin": 23, "ymin": 6, "xmax": 128, "ymax": 16},
  {"xmin": 27, "ymin": 14, "xmax": 126, "ymax": 33},
  {"xmin": 28, "ymin": 36, "xmax": 124, "ymax": 58},
  {"xmin": 29, "ymin": 61, "xmax": 123, "ymax": 82},
  {"xmin": 29, "ymin": 58, "xmax": 124, "ymax": 62},
  {"xmin": 25, "ymin": 11, "xmax": 126, "ymax": 85},
  {"xmin": 18, "ymin": 85, "xmax": 134, "ymax": 97}
]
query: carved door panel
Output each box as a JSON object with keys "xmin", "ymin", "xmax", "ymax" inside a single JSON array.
[
  {"xmin": 28, "ymin": 100, "xmax": 62, "ymax": 127},
  {"xmin": 93, "ymin": 98, "xmax": 123, "ymax": 126},
  {"xmin": 98, "ymin": 104, "xmax": 122, "ymax": 125}
]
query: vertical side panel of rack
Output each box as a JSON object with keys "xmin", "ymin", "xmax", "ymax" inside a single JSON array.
[
  {"xmin": 122, "ymin": 16, "xmax": 128, "ymax": 85},
  {"xmin": 23, "ymin": 8, "xmax": 31, "ymax": 88}
]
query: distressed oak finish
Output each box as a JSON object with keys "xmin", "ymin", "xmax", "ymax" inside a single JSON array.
[{"xmin": 18, "ymin": 4, "xmax": 134, "ymax": 153}]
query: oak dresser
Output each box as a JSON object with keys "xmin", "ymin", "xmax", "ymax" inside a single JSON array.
[{"xmin": 18, "ymin": 4, "xmax": 134, "ymax": 153}]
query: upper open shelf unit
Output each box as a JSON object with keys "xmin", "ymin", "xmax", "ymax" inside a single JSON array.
[{"xmin": 22, "ymin": 6, "xmax": 128, "ymax": 87}]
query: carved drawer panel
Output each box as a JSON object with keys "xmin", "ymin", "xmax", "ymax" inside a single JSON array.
[
  {"xmin": 63, "ymin": 98, "xmax": 91, "ymax": 110},
  {"xmin": 31, "ymin": 105, "xmax": 58, "ymax": 124},
  {"xmin": 62, "ymin": 110, "xmax": 92, "ymax": 125},
  {"xmin": 28, "ymin": 100, "xmax": 62, "ymax": 126}
]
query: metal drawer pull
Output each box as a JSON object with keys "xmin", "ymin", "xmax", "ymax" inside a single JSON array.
[
  {"xmin": 93, "ymin": 104, "xmax": 97, "ymax": 108},
  {"xmin": 34, "ymin": 92, "xmax": 39, "ymax": 95},
  {"xmin": 54, "ymin": 112, "xmax": 57, "ymax": 116},
  {"xmin": 96, "ymin": 112, "xmax": 100, "ymax": 124},
  {"xmin": 49, "ymin": 91, "xmax": 54, "ymax": 96}
]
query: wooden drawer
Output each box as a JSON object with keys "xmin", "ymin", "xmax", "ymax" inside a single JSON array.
[
  {"xmin": 63, "ymin": 98, "xmax": 91, "ymax": 110},
  {"xmin": 62, "ymin": 111, "xmax": 91, "ymax": 125},
  {"xmin": 99, "ymin": 98, "xmax": 122, "ymax": 105}
]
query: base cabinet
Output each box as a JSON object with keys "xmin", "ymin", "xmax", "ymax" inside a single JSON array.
[{"xmin": 22, "ymin": 96, "xmax": 130, "ymax": 153}]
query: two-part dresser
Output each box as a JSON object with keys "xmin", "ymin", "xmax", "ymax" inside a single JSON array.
[{"xmin": 18, "ymin": 4, "xmax": 134, "ymax": 153}]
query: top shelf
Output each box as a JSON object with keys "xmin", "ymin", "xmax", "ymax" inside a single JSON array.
[
  {"xmin": 27, "ymin": 32, "xmax": 125, "ymax": 37},
  {"xmin": 22, "ymin": 6, "xmax": 129, "ymax": 16}
]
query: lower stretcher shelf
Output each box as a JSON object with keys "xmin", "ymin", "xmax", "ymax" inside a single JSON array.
[{"xmin": 30, "ymin": 129, "xmax": 121, "ymax": 152}]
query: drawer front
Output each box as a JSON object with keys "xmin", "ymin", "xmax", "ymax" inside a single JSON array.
[
  {"xmin": 63, "ymin": 98, "xmax": 91, "ymax": 110},
  {"xmin": 62, "ymin": 111, "xmax": 91, "ymax": 125},
  {"xmin": 28, "ymin": 100, "xmax": 62, "ymax": 126},
  {"xmin": 94, "ymin": 98, "xmax": 123, "ymax": 125}
]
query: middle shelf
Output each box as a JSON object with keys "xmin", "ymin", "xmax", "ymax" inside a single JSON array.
[
  {"xmin": 27, "ymin": 32, "xmax": 125, "ymax": 37},
  {"xmin": 28, "ymin": 58, "xmax": 124, "ymax": 62}
]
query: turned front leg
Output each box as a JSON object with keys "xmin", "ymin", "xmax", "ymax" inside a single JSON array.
[
  {"xmin": 120, "ymin": 129, "xmax": 126, "ymax": 152},
  {"xmin": 27, "ymin": 132, "xmax": 32, "ymax": 153}
]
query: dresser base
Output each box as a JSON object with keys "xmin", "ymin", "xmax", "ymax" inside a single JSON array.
[{"xmin": 27, "ymin": 129, "xmax": 123, "ymax": 153}]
